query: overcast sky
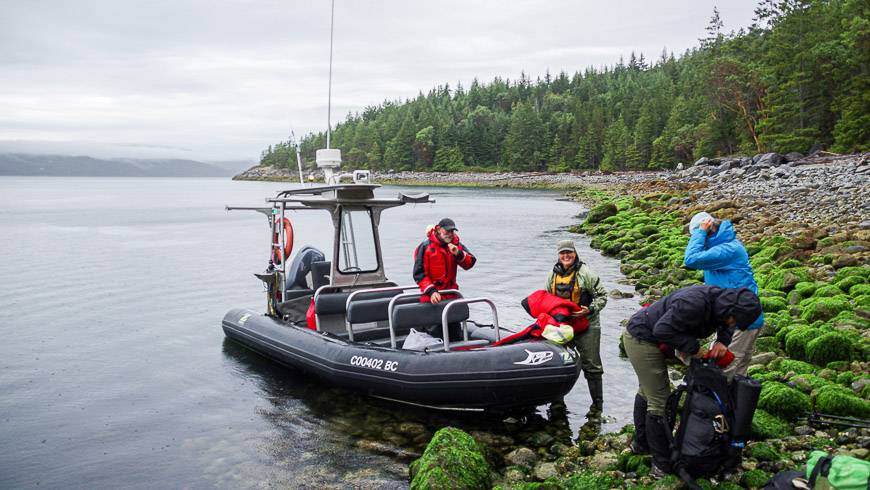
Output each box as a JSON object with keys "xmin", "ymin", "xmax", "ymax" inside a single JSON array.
[{"xmin": 0, "ymin": 0, "xmax": 760, "ymax": 162}]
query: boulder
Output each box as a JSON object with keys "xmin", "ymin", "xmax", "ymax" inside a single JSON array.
[
  {"xmin": 409, "ymin": 427, "xmax": 491, "ymax": 490},
  {"xmin": 754, "ymin": 152, "xmax": 787, "ymax": 166},
  {"xmin": 504, "ymin": 447, "xmax": 538, "ymax": 468},
  {"xmin": 758, "ymin": 382, "xmax": 811, "ymax": 421},
  {"xmin": 784, "ymin": 152, "xmax": 804, "ymax": 162},
  {"xmin": 590, "ymin": 451, "xmax": 618, "ymax": 470},
  {"xmin": 586, "ymin": 203, "xmax": 618, "ymax": 223},
  {"xmin": 750, "ymin": 352, "xmax": 776, "ymax": 366},
  {"xmin": 694, "ymin": 157, "xmax": 720, "ymax": 166},
  {"xmin": 533, "ymin": 462, "xmax": 559, "ymax": 481}
]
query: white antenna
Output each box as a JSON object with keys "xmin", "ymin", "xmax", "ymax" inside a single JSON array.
[
  {"xmin": 316, "ymin": 0, "xmax": 342, "ymax": 184},
  {"xmin": 326, "ymin": 0, "xmax": 335, "ymax": 149},
  {"xmin": 290, "ymin": 129, "xmax": 304, "ymax": 185}
]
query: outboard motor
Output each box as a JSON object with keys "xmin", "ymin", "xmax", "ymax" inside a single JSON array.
[{"xmin": 285, "ymin": 246, "xmax": 326, "ymax": 291}]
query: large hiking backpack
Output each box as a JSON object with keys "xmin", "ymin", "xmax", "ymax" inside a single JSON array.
[{"xmin": 666, "ymin": 359, "xmax": 738, "ymax": 484}]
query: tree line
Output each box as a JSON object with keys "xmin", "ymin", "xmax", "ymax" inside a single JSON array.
[{"xmin": 260, "ymin": 0, "xmax": 869, "ymax": 173}]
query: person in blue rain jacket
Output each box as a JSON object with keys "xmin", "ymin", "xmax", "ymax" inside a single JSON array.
[{"xmin": 684, "ymin": 211, "xmax": 764, "ymax": 379}]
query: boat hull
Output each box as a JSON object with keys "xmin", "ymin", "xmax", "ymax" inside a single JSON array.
[{"xmin": 222, "ymin": 308, "xmax": 581, "ymax": 410}]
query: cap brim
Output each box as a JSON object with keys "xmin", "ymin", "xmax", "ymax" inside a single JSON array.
[{"xmin": 557, "ymin": 248, "xmax": 575, "ymax": 253}]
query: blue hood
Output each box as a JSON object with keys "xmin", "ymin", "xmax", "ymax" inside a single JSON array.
[{"xmin": 707, "ymin": 220, "xmax": 736, "ymax": 247}]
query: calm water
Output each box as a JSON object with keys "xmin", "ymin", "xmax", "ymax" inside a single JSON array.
[{"xmin": 0, "ymin": 177, "xmax": 641, "ymax": 489}]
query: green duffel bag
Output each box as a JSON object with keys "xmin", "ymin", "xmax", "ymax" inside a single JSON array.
[{"xmin": 806, "ymin": 451, "xmax": 870, "ymax": 489}]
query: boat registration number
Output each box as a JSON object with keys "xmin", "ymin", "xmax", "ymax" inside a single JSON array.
[{"xmin": 349, "ymin": 355, "xmax": 398, "ymax": 372}]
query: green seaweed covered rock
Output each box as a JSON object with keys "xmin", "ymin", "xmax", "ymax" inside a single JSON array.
[
  {"xmin": 754, "ymin": 336, "xmax": 781, "ymax": 353},
  {"xmin": 835, "ymin": 275, "xmax": 865, "ymax": 292},
  {"xmin": 765, "ymin": 268, "xmax": 809, "ymax": 292},
  {"xmin": 585, "ymin": 202, "xmax": 618, "ymax": 224},
  {"xmin": 409, "ymin": 427, "xmax": 491, "ymax": 490},
  {"xmin": 784, "ymin": 326, "xmax": 823, "ymax": 360},
  {"xmin": 761, "ymin": 296, "xmax": 788, "ymax": 313},
  {"xmin": 813, "ymin": 285, "xmax": 844, "ymax": 298},
  {"xmin": 806, "ymin": 331, "xmax": 855, "ymax": 366},
  {"xmin": 814, "ymin": 385, "xmax": 870, "ymax": 418},
  {"xmin": 800, "ymin": 296, "xmax": 852, "ymax": 322},
  {"xmin": 742, "ymin": 469, "xmax": 773, "ymax": 489},
  {"xmin": 794, "ymin": 281, "xmax": 820, "ymax": 298},
  {"xmin": 777, "ymin": 359, "xmax": 816, "ymax": 374},
  {"xmin": 748, "ymin": 442, "xmax": 781, "ymax": 462},
  {"xmin": 758, "ymin": 382, "xmax": 811, "ymax": 421},
  {"xmin": 751, "ymin": 409, "xmax": 791, "ymax": 440}
]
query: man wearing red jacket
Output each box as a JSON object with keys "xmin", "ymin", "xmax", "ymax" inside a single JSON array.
[{"xmin": 413, "ymin": 218, "xmax": 476, "ymax": 306}]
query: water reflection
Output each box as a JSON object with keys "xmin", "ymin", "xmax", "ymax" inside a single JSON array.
[{"xmin": 221, "ymin": 338, "xmax": 579, "ymax": 483}]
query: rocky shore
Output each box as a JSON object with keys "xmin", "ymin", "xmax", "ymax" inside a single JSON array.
[
  {"xmin": 232, "ymin": 164, "xmax": 666, "ymax": 189},
  {"xmin": 406, "ymin": 152, "xmax": 870, "ymax": 489}
]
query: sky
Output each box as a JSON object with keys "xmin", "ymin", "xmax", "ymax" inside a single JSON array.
[{"xmin": 0, "ymin": 0, "xmax": 760, "ymax": 162}]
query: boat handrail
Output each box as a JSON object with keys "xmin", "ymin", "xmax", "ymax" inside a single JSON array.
[
  {"xmin": 441, "ymin": 298, "xmax": 500, "ymax": 352},
  {"xmin": 344, "ymin": 285, "xmax": 420, "ymax": 342},
  {"xmin": 387, "ymin": 289, "xmax": 462, "ymax": 349},
  {"xmin": 313, "ymin": 284, "xmax": 339, "ymax": 332},
  {"xmin": 345, "ymin": 284, "xmax": 420, "ymax": 312}
]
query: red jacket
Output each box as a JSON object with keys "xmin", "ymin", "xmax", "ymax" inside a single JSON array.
[
  {"xmin": 413, "ymin": 227, "xmax": 476, "ymax": 301},
  {"xmin": 525, "ymin": 290, "xmax": 589, "ymax": 335},
  {"xmin": 492, "ymin": 290, "xmax": 589, "ymax": 346}
]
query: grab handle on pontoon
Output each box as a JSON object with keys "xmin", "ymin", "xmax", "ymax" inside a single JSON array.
[
  {"xmin": 441, "ymin": 298, "xmax": 500, "ymax": 352},
  {"xmin": 387, "ymin": 289, "xmax": 462, "ymax": 349}
]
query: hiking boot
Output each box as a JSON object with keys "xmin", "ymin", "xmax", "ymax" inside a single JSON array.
[
  {"xmin": 645, "ymin": 413, "xmax": 673, "ymax": 475},
  {"xmin": 649, "ymin": 463, "xmax": 669, "ymax": 479},
  {"xmin": 630, "ymin": 436, "xmax": 649, "ymax": 455},
  {"xmin": 586, "ymin": 376, "xmax": 604, "ymax": 418},
  {"xmin": 632, "ymin": 394, "xmax": 649, "ymax": 453}
]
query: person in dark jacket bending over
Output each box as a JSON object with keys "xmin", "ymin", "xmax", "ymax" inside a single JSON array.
[
  {"xmin": 622, "ymin": 285, "xmax": 761, "ymax": 477},
  {"xmin": 413, "ymin": 218, "xmax": 476, "ymax": 339},
  {"xmin": 684, "ymin": 212, "xmax": 764, "ymax": 380},
  {"xmin": 546, "ymin": 240, "xmax": 608, "ymax": 418}
]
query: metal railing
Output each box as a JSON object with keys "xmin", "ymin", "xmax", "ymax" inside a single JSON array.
[
  {"xmin": 343, "ymin": 285, "xmax": 419, "ymax": 342},
  {"xmin": 441, "ymin": 298, "xmax": 500, "ymax": 352},
  {"xmin": 386, "ymin": 289, "xmax": 462, "ymax": 349}
]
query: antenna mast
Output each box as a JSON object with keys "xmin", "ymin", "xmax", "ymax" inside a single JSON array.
[
  {"xmin": 326, "ymin": 0, "xmax": 335, "ymax": 149},
  {"xmin": 290, "ymin": 129, "xmax": 304, "ymax": 185}
]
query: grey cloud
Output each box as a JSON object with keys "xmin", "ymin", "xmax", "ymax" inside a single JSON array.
[{"xmin": 0, "ymin": 0, "xmax": 759, "ymax": 160}]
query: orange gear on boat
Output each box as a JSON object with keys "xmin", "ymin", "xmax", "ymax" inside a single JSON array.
[{"xmin": 272, "ymin": 217, "xmax": 294, "ymax": 264}]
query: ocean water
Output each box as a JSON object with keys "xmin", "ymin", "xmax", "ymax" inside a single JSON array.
[{"xmin": 0, "ymin": 177, "xmax": 641, "ymax": 488}]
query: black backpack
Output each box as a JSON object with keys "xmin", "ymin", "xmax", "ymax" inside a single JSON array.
[{"xmin": 666, "ymin": 359, "xmax": 737, "ymax": 486}]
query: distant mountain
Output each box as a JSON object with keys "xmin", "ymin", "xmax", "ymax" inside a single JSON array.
[{"xmin": 0, "ymin": 153, "xmax": 254, "ymax": 177}]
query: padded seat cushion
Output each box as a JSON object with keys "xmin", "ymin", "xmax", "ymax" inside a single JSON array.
[
  {"xmin": 315, "ymin": 289, "xmax": 401, "ymax": 316},
  {"xmin": 391, "ymin": 300, "xmax": 470, "ymax": 330},
  {"xmin": 346, "ymin": 294, "xmax": 415, "ymax": 324}
]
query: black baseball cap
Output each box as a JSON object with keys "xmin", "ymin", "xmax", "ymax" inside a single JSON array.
[{"xmin": 437, "ymin": 218, "xmax": 457, "ymax": 231}]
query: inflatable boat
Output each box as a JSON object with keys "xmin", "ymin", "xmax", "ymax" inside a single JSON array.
[{"xmin": 223, "ymin": 181, "xmax": 581, "ymax": 411}]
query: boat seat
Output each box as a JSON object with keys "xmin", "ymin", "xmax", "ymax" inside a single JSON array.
[
  {"xmin": 310, "ymin": 261, "xmax": 331, "ymax": 290},
  {"xmin": 346, "ymin": 295, "xmax": 416, "ymax": 325},
  {"xmin": 390, "ymin": 300, "xmax": 470, "ymax": 331},
  {"xmin": 315, "ymin": 289, "xmax": 400, "ymax": 317}
]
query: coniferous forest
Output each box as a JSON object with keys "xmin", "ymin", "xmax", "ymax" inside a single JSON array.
[{"xmin": 260, "ymin": 0, "xmax": 869, "ymax": 173}]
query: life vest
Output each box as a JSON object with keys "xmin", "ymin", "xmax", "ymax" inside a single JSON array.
[
  {"xmin": 550, "ymin": 261, "xmax": 593, "ymax": 307},
  {"xmin": 413, "ymin": 227, "xmax": 476, "ymax": 301}
]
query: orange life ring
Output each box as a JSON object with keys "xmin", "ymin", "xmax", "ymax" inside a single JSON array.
[{"xmin": 272, "ymin": 217, "xmax": 294, "ymax": 264}]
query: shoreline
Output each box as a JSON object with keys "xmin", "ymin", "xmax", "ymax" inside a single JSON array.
[
  {"xmin": 410, "ymin": 153, "xmax": 870, "ymax": 488},
  {"xmin": 232, "ymin": 165, "xmax": 667, "ymax": 190}
]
